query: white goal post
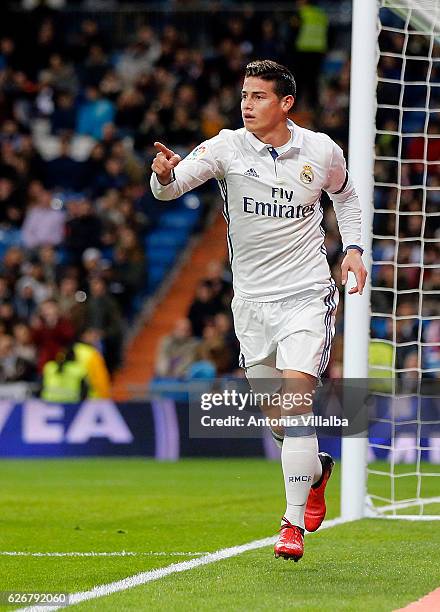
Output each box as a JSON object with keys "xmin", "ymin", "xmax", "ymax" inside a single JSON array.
[{"xmin": 342, "ymin": 0, "xmax": 440, "ymax": 521}]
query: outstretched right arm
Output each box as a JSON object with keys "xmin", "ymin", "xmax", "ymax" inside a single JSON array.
[{"xmin": 149, "ymin": 136, "xmax": 228, "ymax": 201}]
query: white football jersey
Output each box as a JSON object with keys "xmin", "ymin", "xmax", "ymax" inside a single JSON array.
[{"xmin": 150, "ymin": 119, "xmax": 362, "ymax": 301}]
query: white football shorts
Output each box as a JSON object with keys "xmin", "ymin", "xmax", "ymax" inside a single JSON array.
[{"xmin": 231, "ymin": 283, "xmax": 339, "ymax": 390}]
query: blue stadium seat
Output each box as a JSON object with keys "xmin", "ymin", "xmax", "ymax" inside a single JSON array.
[
  {"xmin": 146, "ymin": 228, "xmax": 190, "ymax": 249},
  {"xmin": 0, "ymin": 244, "xmax": 8, "ymax": 261},
  {"xmin": 147, "ymin": 245, "xmax": 178, "ymax": 266},
  {"xmin": 159, "ymin": 211, "xmax": 197, "ymax": 230},
  {"xmin": 322, "ymin": 54, "xmax": 345, "ymax": 76},
  {"xmin": 0, "ymin": 228, "xmax": 22, "ymax": 248},
  {"xmin": 371, "ymin": 317, "xmax": 388, "ymax": 339}
]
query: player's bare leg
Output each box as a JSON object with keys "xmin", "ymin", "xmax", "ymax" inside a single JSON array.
[{"xmin": 244, "ymin": 359, "xmax": 285, "ymax": 443}]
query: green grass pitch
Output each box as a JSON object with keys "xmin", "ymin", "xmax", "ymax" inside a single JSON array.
[{"xmin": 1, "ymin": 458, "xmax": 439, "ymax": 611}]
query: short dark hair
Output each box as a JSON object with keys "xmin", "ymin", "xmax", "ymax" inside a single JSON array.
[{"xmin": 245, "ymin": 60, "xmax": 296, "ymax": 98}]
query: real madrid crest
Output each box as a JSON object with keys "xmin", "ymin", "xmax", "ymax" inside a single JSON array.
[{"xmin": 300, "ymin": 164, "xmax": 314, "ymax": 184}]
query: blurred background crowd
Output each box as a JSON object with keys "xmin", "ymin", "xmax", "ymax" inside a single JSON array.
[
  {"xmin": 371, "ymin": 20, "xmax": 440, "ymax": 378},
  {"xmin": 0, "ymin": 0, "xmax": 437, "ymax": 395}
]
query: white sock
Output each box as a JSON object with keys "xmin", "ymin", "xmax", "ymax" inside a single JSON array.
[
  {"xmin": 281, "ymin": 431, "xmax": 320, "ymax": 529},
  {"xmin": 273, "ymin": 431, "xmax": 323, "ymax": 483}
]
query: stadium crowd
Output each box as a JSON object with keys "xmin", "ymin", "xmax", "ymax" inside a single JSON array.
[{"xmin": 0, "ymin": 2, "xmax": 437, "ymax": 390}]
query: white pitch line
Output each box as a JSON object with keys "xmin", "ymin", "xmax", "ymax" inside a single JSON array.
[
  {"xmin": 17, "ymin": 517, "xmax": 346, "ymax": 612},
  {"xmin": 0, "ymin": 551, "xmax": 209, "ymax": 557}
]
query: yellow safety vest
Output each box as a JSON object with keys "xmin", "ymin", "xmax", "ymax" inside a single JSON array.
[
  {"xmin": 41, "ymin": 360, "xmax": 88, "ymax": 403},
  {"xmin": 369, "ymin": 341, "xmax": 394, "ymax": 393},
  {"xmin": 296, "ymin": 5, "xmax": 328, "ymax": 53}
]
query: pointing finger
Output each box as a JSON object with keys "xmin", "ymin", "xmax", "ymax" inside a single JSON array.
[{"xmin": 154, "ymin": 142, "xmax": 175, "ymax": 159}]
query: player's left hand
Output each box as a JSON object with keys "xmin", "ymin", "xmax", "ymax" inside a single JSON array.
[{"xmin": 341, "ymin": 250, "xmax": 368, "ymax": 295}]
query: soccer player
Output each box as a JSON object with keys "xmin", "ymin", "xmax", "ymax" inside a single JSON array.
[{"xmin": 150, "ymin": 60, "xmax": 367, "ymax": 561}]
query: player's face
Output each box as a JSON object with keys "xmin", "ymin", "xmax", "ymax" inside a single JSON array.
[{"xmin": 241, "ymin": 77, "xmax": 292, "ymax": 134}]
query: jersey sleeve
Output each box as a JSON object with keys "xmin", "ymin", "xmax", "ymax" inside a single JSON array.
[
  {"xmin": 150, "ymin": 132, "xmax": 232, "ymax": 201},
  {"xmin": 323, "ymin": 139, "xmax": 363, "ymax": 252}
]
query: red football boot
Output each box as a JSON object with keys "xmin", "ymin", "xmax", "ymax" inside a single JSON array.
[
  {"xmin": 274, "ymin": 517, "xmax": 304, "ymax": 562},
  {"xmin": 304, "ymin": 452, "xmax": 335, "ymax": 532}
]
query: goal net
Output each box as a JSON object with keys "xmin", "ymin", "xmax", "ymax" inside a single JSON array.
[{"xmin": 366, "ymin": 0, "xmax": 440, "ymax": 519}]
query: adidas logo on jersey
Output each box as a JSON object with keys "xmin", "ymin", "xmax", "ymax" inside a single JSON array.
[{"xmin": 244, "ymin": 168, "xmax": 259, "ymax": 177}]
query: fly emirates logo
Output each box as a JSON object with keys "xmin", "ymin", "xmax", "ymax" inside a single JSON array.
[{"xmin": 242, "ymin": 187, "xmax": 316, "ymax": 220}]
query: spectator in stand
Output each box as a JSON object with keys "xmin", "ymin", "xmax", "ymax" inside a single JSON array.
[
  {"xmin": 288, "ymin": 0, "xmax": 329, "ymax": 106},
  {"xmin": 214, "ymin": 311, "xmax": 240, "ymax": 369},
  {"xmin": 76, "ymin": 85, "xmax": 115, "ymax": 141},
  {"xmin": 80, "ymin": 142, "xmax": 106, "ymax": 191},
  {"xmin": 196, "ymin": 322, "xmax": 231, "ymax": 375},
  {"xmin": 372, "ymin": 264, "xmax": 394, "ymax": 314},
  {"xmin": 19, "ymin": 134, "xmax": 44, "ymax": 179},
  {"xmin": 386, "ymin": 301, "xmax": 420, "ymax": 373},
  {"xmin": 15, "ymin": 261, "xmax": 52, "ymax": 304},
  {"xmin": 134, "ymin": 109, "xmax": 165, "ymax": 154},
  {"xmin": 110, "ymin": 140, "xmax": 144, "ymax": 185},
  {"xmin": 50, "ymin": 91, "xmax": 77, "ymax": 135},
  {"xmin": 0, "ymin": 301, "xmax": 17, "ymax": 335},
  {"xmin": 99, "ymin": 68, "xmax": 123, "ymax": 102},
  {"xmin": 21, "ymin": 186, "xmax": 65, "ymax": 250},
  {"xmin": 155, "ymin": 318, "xmax": 199, "ymax": 378},
  {"xmin": 0, "ymin": 333, "xmax": 36, "ymax": 383},
  {"xmin": 13, "ymin": 322, "xmax": 37, "ymax": 375},
  {"xmin": 114, "ymin": 194, "xmax": 151, "ymax": 235},
  {"xmin": 40, "ymin": 53, "xmax": 78, "ymax": 94},
  {"xmin": 73, "ymin": 328, "xmax": 111, "ymax": 398},
  {"xmin": 65, "ymin": 198, "xmax": 102, "ymax": 264},
  {"xmin": 80, "ymin": 44, "xmax": 110, "ymax": 88},
  {"xmin": 200, "ymin": 101, "xmax": 228, "ymax": 140},
  {"xmin": 256, "ymin": 18, "xmax": 283, "ymax": 62},
  {"xmin": 168, "ymin": 107, "xmax": 200, "ymax": 148},
  {"xmin": 14, "ymin": 280, "xmax": 38, "ymax": 320},
  {"xmin": 31, "ymin": 298, "xmax": 75, "ymax": 372},
  {"xmin": 38, "ymin": 245, "xmax": 58, "ymax": 285},
  {"xmin": 100, "ymin": 122, "xmax": 119, "ymax": 156},
  {"xmin": 0, "ymin": 176, "xmax": 25, "ymax": 228},
  {"xmin": 44, "ymin": 137, "xmax": 82, "ymax": 191},
  {"xmin": 91, "ymin": 156, "xmax": 128, "ymax": 198},
  {"xmin": 57, "ymin": 276, "xmax": 87, "ymax": 334},
  {"xmin": 0, "ymin": 276, "xmax": 11, "ymax": 305},
  {"xmin": 114, "ymin": 88, "xmax": 146, "ymax": 136},
  {"xmin": 0, "ymin": 246, "xmax": 25, "ymax": 287},
  {"xmin": 203, "ymin": 260, "xmax": 233, "ymax": 311},
  {"xmin": 187, "ymin": 280, "xmax": 219, "ymax": 337},
  {"xmin": 111, "ymin": 226, "xmax": 146, "ymax": 316},
  {"xmin": 85, "ymin": 276, "xmax": 123, "ymax": 372},
  {"xmin": 407, "ymin": 118, "xmax": 440, "ymax": 177},
  {"xmin": 424, "ymin": 320, "xmax": 440, "ymax": 375},
  {"xmin": 68, "ymin": 18, "xmax": 108, "ymax": 64},
  {"xmin": 29, "ymin": 19, "xmax": 59, "ymax": 80},
  {"xmin": 82, "ymin": 247, "xmax": 105, "ymax": 277},
  {"xmin": 115, "ymin": 25, "xmax": 161, "ymax": 87}
]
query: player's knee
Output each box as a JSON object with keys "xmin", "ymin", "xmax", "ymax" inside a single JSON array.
[{"xmin": 281, "ymin": 371, "xmax": 317, "ymax": 417}]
